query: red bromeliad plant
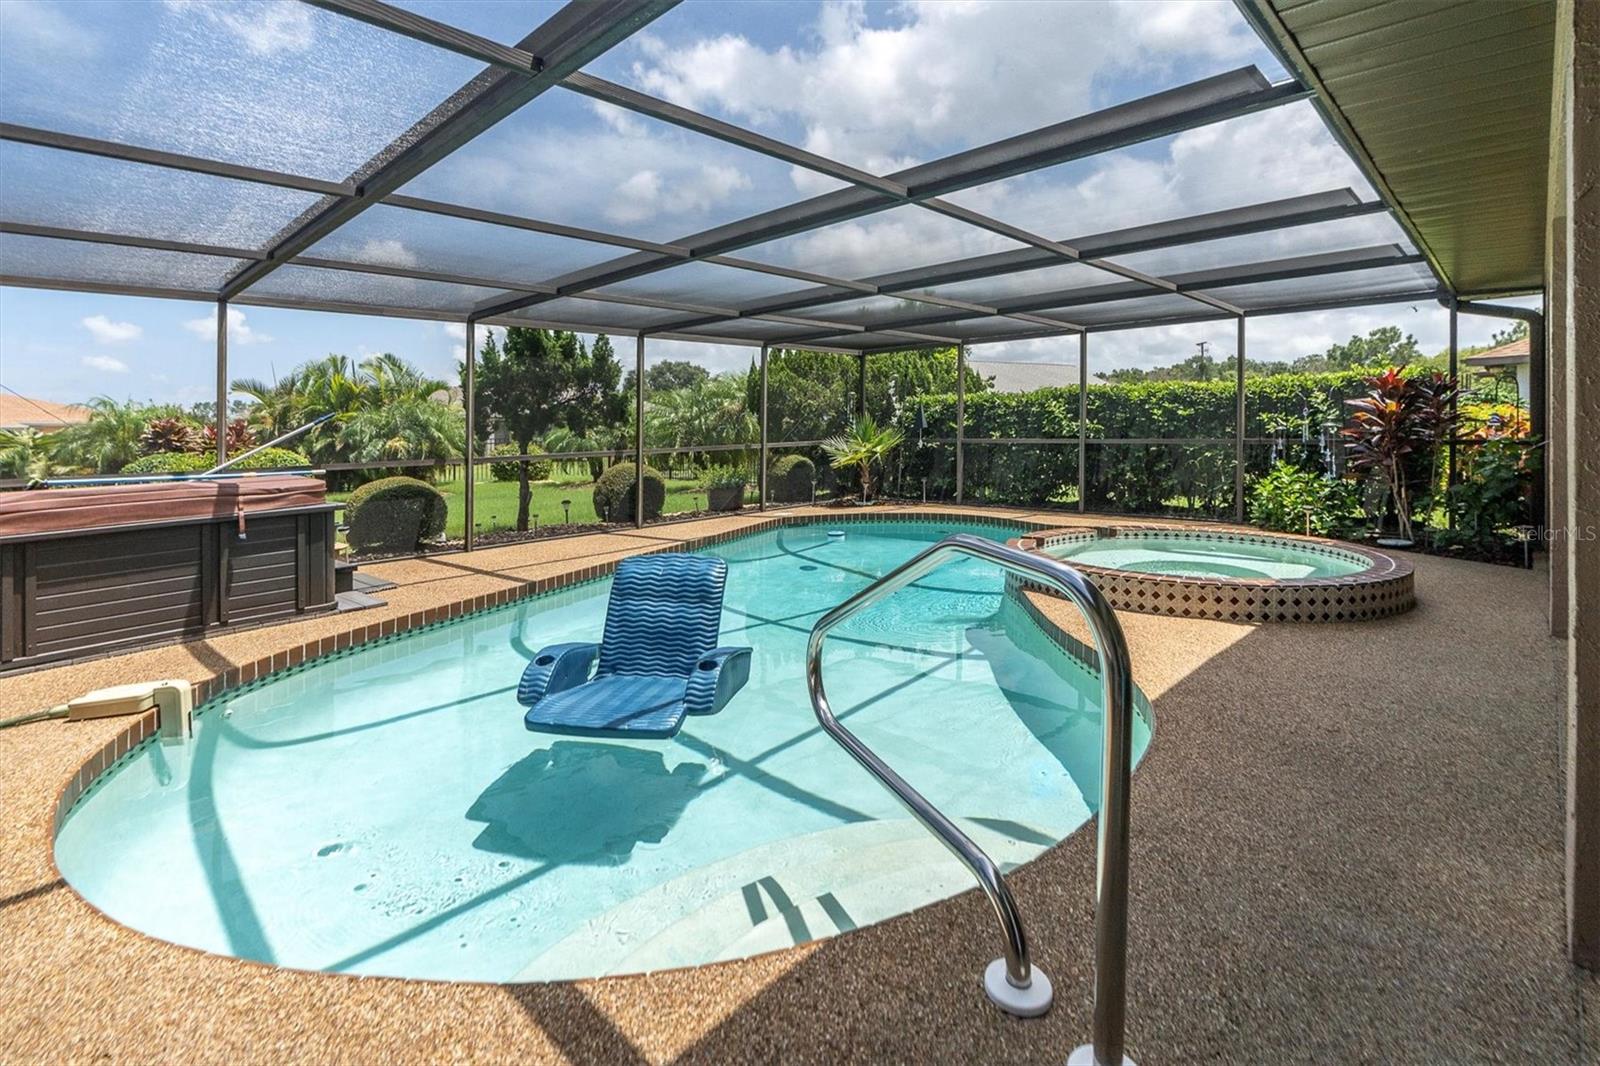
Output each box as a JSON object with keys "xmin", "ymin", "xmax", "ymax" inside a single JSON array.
[{"xmin": 1340, "ymin": 368, "xmax": 1459, "ymax": 543}]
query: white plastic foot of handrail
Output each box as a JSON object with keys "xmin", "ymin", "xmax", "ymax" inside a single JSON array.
[
  {"xmin": 983, "ymin": 957, "xmax": 1053, "ymax": 1017},
  {"xmin": 1066, "ymin": 1044, "xmax": 1135, "ymax": 1065}
]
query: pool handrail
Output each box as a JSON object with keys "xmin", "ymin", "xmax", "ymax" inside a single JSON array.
[{"xmin": 806, "ymin": 532, "xmax": 1136, "ymax": 1066}]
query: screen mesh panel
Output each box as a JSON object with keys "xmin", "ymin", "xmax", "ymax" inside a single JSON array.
[
  {"xmin": 670, "ymin": 319, "xmax": 807, "ymax": 342},
  {"xmin": 941, "ymin": 101, "xmax": 1376, "ymax": 246},
  {"xmin": 1111, "ymin": 211, "xmax": 1414, "ymax": 277},
  {"xmin": 244, "ymin": 264, "xmax": 501, "ymax": 314},
  {"xmin": 0, "ymin": 231, "xmax": 242, "ymax": 292},
  {"xmin": 738, "ymin": 203, "xmax": 1028, "ymax": 280},
  {"xmin": 895, "ymin": 260, "xmax": 1119, "ymax": 307},
  {"xmin": 302, "ymin": 204, "xmax": 622, "ymax": 290},
  {"xmin": 394, "ymin": 89, "xmax": 845, "ymax": 244},
  {"xmin": 0, "ymin": 0, "xmax": 489, "ymax": 181},
  {"xmin": 499, "ymin": 296, "xmax": 682, "ymax": 331},
  {"xmin": 1057, "ymin": 292, "xmax": 1217, "ymax": 329},
  {"xmin": 578, "ymin": 1, "xmax": 1286, "ymax": 172},
  {"xmin": 1200, "ymin": 262, "xmax": 1440, "ymax": 311},
  {"xmin": 590, "ymin": 260, "xmax": 826, "ymax": 306},
  {"xmin": 0, "ymin": 141, "xmax": 323, "ymax": 251}
]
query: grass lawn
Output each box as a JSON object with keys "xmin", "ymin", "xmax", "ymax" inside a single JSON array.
[{"xmin": 330, "ymin": 470, "xmax": 731, "ymax": 539}]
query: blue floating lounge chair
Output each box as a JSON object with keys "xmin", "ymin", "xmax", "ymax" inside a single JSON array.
[{"xmin": 518, "ymin": 553, "xmax": 752, "ymax": 739}]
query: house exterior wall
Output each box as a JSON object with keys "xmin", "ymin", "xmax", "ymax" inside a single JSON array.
[{"xmin": 1553, "ymin": 0, "xmax": 1600, "ymax": 972}]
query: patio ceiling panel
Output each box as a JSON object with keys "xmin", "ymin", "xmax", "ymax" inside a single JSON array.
[
  {"xmin": 0, "ymin": 231, "xmax": 243, "ymax": 293},
  {"xmin": 1242, "ymin": 0, "xmax": 1554, "ymax": 295},
  {"xmin": 0, "ymin": 0, "xmax": 490, "ymax": 183},
  {"xmin": 0, "ymin": 140, "xmax": 324, "ymax": 252}
]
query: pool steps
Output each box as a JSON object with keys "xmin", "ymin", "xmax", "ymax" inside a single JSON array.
[{"xmin": 514, "ymin": 815, "xmax": 1062, "ymax": 980}]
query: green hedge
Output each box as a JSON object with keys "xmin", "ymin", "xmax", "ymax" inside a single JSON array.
[
  {"xmin": 120, "ymin": 447, "xmax": 311, "ymax": 475},
  {"xmin": 592, "ymin": 462, "xmax": 665, "ymax": 523},
  {"xmin": 121, "ymin": 452, "xmax": 211, "ymax": 475},
  {"xmin": 345, "ymin": 476, "xmax": 448, "ymax": 553},
  {"xmin": 767, "ymin": 454, "xmax": 815, "ymax": 503},
  {"xmin": 228, "ymin": 447, "xmax": 311, "ymax": 471},
  {"xmin": 894, "ymin": 370, "xmax": 1389, "ymax": 517},
  {"xmin": 489, "ymin": 442, "xmax": 551, "ymax": 483}
]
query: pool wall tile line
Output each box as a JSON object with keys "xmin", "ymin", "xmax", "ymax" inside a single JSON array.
[{"xmin": 47, "ymin": 509, "xmax": 1050, "ymax": 836}]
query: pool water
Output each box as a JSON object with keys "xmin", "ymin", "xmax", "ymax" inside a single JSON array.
[
  {"xmin": 55, "ymin": 520, "xmax": 1150, "ymax": 982},
  {"xmin": 1048, "ymin": 533, "xmax": 1367, "ymax": 580}
]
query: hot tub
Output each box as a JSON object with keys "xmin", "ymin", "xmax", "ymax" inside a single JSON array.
[
  {"xmin": 1013, "ymin": 525, "xmax": 1413, "ymax": 623},
  {"xmin": 0, "ymin": 476, "xmax": 336, "ymax": 671}
]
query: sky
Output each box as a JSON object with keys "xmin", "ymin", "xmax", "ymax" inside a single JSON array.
[{"xmin": 0, "ymin": 0, "xmax": 1544, "ymax": 408}]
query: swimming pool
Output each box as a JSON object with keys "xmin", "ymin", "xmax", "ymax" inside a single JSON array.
[{"xmin": 54, "ymin": 519, "xmax": 1150, "ymax": 982}]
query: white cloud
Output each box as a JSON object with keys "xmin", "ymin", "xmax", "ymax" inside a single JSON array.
[
  {"xmin": 80, "ymin": 314, "xmax": 141, "ymax": 344},
  {"xmin": 605, "ymin": 164, "xmax": 754, "ymax": 226},
  {"xmin": 3, "ymin": 0, "xmax": 100, "ymax": 63},
  {"xmin": 183, "ymin": 307, "xmax": 273, "ymax": 345},
  {"xmin": 163, "ymin": 0, "xmax": 314, "ymax": 56},
  {"xmin": 81, "ymin": 354, "xmax": 129, "ymax": 373},
  {"xmin": 627, "ymin": 0, "xmax": 1271, "ymax": 175}
]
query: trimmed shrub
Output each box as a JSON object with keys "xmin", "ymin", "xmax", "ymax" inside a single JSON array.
[
  {"xmin": 489, "ymin": 442, "xmax": 551, "ymax": 483},
  {"xmin": 229, "ymin": 447, "xmax": 311, "ymax": 471},
  {"xmin": 591, "ymin": 462, "xmax": 665, "ymax": 523},
  {"xmin": 121, "ymin": 451, "xmax": 210, "ymax": 475},
  {"xmin": 768, "ymin": 454, "xmax": 815, "ymax": 503},
  {"xmin": 345, "ymin": 476, "xmax": 448, "ymax": 554},
  {"xmin": 1249, "ymin": 462, "xmax": 1364, "ymax": 537}
]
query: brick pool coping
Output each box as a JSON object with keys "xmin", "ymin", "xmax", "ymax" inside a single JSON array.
[{"xmin": 1007, "ymin": 523, "xmax": 1415, "ymax": 624}]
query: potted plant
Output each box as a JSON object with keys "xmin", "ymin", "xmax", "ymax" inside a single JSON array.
[
  {"xmin": 701, "ymin": 464, "xmax": 749, "ymax": 512},
  {"xmin": 1340, "ymin": 368, "xmax": 1458, "ymax": 546},
  {"xmin": 821, "ymin": 415, "xmax": 905, "ymax": 505}
]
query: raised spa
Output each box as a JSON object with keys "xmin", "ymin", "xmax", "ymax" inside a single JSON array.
[
  {"xmin": 1025, "ymin": 526, "xmax": 1414, "ymax": 624},
  {"xmin": 54, "ymin": 519, "xmax": 1150, "ymax": 983}
]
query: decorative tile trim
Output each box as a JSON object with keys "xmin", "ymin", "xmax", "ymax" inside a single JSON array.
[
  {"xmin": 1008, "ymin": 524, "xmax": 1415, "ymax": 624},
  {"xmin": 51, "ymin": 508, "xmax": 1043, "ymax": 835}
]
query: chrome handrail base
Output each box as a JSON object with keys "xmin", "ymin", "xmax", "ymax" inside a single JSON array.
[
  {"xmin": 1067, "ymin": 1044, "xmax": 1136, "ymax": 1066},
  {"xmin": 984, "ymin": 957, "xmax": 1053, "ymax": 1018}
]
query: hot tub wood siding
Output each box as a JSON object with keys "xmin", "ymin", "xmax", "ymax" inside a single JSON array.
[{"xmin": 0, "ymin": 509, "xmax": 335, "ymax": 672}]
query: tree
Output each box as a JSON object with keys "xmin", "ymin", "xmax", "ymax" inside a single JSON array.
[
  {"xmin": 232, "ymin": 353, "xmax": 456, "ymax": 470},
  {"xmin": 643, "ymin": 359, "xmax": 710, "ymax": 393},
  {"xmin": 1490, "ymin": 320, "xmax": 1530, "ymax": 347},
  {"xmin": 1297, "ymin": 326, "xmax": 1421, "ymax": 372},
  {"xmin": 0, "ymin": 427, "xmax": 70, "ymax": 481},
  {"xmin": 49, "ymin": 397, "xmax": 160, "ymax": 473},
  {"xmin": 474, "ymin": 327, "xmax": 625, "ymax": 529},
  {"xmin": 821, "ymin": 415, "xmax": 905, "ymax": 503}
]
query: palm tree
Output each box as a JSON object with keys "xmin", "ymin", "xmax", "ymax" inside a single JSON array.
[
  {"xmin": 231, "ymin": 353, "xmax": 459, "ymax": 469},
  {"xmin": 822, "ymin": 415, "xmax": 905, "ymax": 503},
  {"xmin": 0, "ymin": 427, "xmax": 70, "ymax": 480},
  {"xmin": 49, "ymin": 397, "xmax": 154, "ymax": 473}
]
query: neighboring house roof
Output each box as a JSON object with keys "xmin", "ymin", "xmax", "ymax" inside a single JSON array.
[
  {"xmin": 0, "ymin": 394, "xmax": 89, "ymax": 432},
  {"xmin": 973, "ymin": 360, "xmax": 1075, "ymax": 394},
  {"xmin": 1463, "ymin": 337, "xmax": 1531, "ymax": 368}
]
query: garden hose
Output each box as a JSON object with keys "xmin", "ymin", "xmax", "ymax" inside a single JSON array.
[{"xmin": 0, "ymin": 705, "xmax": 69, "ymax": 730}]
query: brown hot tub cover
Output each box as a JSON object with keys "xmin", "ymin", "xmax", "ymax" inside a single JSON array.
[{"xmin": 0, "ymin": 476, "xmax": 328, "ymax": 539}]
